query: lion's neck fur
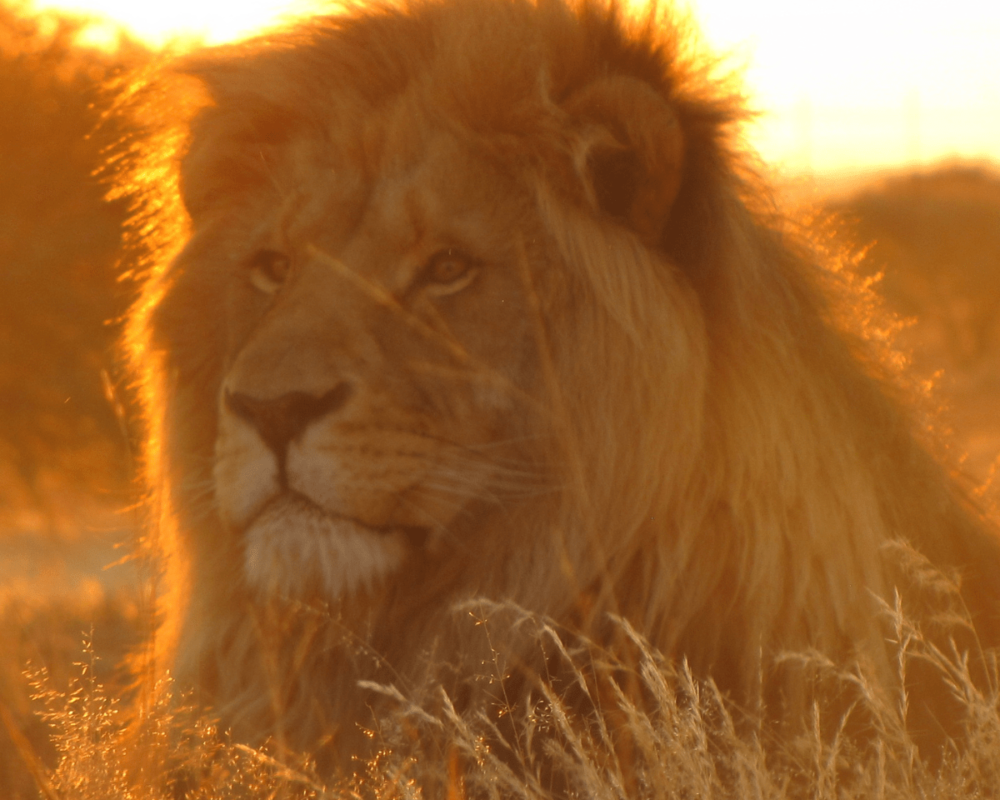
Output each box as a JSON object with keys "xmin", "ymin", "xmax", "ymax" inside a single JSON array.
[{"xmin": 537, "ymin": 178, "xmax": 997, "ymax": 705}]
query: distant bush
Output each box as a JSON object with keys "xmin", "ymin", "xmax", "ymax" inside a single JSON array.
[
  {"xmin": 0, "ymin": 2, "xmax": 147, "ymax": 517},
  {"xmin": 830, "ymin": 164, "xmax": 1000, "ymax": 479},
  {"xmin": 831, "ymin": 165, "xmax": 1000, "ymax": 373}
]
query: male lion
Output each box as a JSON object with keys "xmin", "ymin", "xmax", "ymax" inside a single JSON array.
[{"xmin": 119, "ymin": 0, "xmax": 1000, "ymax": 773}]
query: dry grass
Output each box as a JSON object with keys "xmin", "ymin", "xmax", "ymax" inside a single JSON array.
[{"xmin": 3, "ymin": 548, "xmax": 999, "ymax": 800}]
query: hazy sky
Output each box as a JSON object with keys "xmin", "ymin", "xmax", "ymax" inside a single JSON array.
[
  {"xmin": 690, "ymin": 0, "xmax": 1000, "ymax": 175},
  {"xmin": 23, "ymin": 0, "xmax": 1000, "ymax": 175}
]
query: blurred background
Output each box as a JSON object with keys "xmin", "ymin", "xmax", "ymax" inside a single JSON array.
[{"xmin": 0, "ymin": 0, "xmax": 997, "ymax": 792}]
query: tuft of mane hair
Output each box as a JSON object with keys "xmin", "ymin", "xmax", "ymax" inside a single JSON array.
[{"xmin": 114, "ymin": 0, "xmax": 1000, "ymax": 773}]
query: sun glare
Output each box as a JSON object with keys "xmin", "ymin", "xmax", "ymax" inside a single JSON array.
[
  {"xmin": 687, "ymin": 0, "xmax": 1000, "ymax": 175},
  {"xmin": 23, "ymin": 0, "xmax": 325, "ymax": 48},
  {"xmin": 16, "ymin": 0, "xmax": 1000, "ymax": 174}
]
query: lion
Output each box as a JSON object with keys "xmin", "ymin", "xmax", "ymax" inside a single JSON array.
[{"xmin": 116, "ymin": 0, "xmax": 1000, "ymax": 773}]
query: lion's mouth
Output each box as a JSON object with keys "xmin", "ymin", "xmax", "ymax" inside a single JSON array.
[
  {"xmin": 255, "ymin": 491, "xmax": 431, "ymax": 544},
  {"xmin": 241, "ymin": 491, "xmax": 429, "ymax": 598}
]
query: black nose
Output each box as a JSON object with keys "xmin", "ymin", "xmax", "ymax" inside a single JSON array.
[{"xmin": 225, "ymin": 384, "xmax": 353, "ymax": 456}]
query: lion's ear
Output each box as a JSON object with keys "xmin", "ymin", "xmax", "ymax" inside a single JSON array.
[{"xmin": 564, "ymin": 75, "xmax": 684, "ymax": 242}]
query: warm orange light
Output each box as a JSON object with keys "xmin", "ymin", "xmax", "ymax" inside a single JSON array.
[
  {"xmin": 24, "ymin": 0, "xmax": 325, "ymax": 49},
  {"xmin": 686, "ymin": 0, "xmax": 1000, "ymax": 175},
  {"xmin": 19, "ymin": 0, "xmax": 1000, "ymax": 174}
]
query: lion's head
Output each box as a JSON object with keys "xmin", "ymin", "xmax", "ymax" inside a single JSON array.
[{"xmin": 120, "ymin": 0, "xmax": 1000, "ymax": 766}]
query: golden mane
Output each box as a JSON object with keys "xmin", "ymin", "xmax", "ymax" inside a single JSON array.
[{"xmin": 116, "ymin": 0, "xmax": 1000, "ymax": 769}]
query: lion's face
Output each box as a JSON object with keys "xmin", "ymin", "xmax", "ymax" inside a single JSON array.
[
  {"xmin": 204, "ymin": 123, "xmax": 544, "ymax": 600},
  {"xmin": 148, "ymin": 10, "xmax": 690, "ymax": 612}
]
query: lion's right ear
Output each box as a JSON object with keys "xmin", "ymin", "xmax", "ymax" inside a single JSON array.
[{"xmin": 563, "ymin": 75, "xmax": 684, "ymax": 244}]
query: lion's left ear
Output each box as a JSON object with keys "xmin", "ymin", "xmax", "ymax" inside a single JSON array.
[{"xmin": 563, "ymin": 75, "xmax": 684, "ymax": 243}]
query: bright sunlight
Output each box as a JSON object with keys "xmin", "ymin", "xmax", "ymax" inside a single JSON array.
[
  {"xmin": 23, "ymin": 0, "xmax": 324, "ymax": 48},
  {"xmin": 18, "ymin": 0, "xmax": 1000, "ymax": 173}
]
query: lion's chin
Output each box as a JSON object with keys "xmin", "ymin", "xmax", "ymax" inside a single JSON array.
[{"xmin": 242, "ymin": 493, "xmax": 410, "ymax": 600}]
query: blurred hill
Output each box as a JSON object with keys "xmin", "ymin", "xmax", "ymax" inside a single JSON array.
[
  {"xmin": 0, "ymin": 3, "xmax": 146, "ymax": 530},
  {"xmin": 828, "ymin": 165, "xmax": 1000, "ymax": 480}
]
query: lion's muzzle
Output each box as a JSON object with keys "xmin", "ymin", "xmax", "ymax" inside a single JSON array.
[
  {"xmin": 242, "ymin": 492, "xmax": 410, "ymax": 598},
  {"xmin": 215, "ymin": 376, "xmax": 467, "ymax": 600}
]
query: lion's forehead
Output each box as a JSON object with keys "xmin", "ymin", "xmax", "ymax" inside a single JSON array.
[
  {"xmin": 208, "ymin": 98, "xmax": 540, "ymax": 402},
  {"xmin": 269, "ymin": 123, "xmax": 525, "ymax": 288}
]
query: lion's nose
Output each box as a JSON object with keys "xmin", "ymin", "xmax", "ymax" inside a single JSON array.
[{"xmin": 225, "ymin": 384, "xmax": 353, "ymax": 456}]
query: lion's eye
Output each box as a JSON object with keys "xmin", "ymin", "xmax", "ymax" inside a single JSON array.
[
  {"xmin": 248, "ymin": 249, "xmax": 291, "ymax": 295},
  {"xmin": 422, "ymin": 249, "xmax": 478, "ymax": 296}
]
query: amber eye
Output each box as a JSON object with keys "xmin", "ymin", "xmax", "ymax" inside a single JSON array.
[
  {"xmin": 422, "ymin": 249, "xmax": 478, "ymax": 296},
  {"xmin": 248, "ymin": 249, "xmax": 291, "ymax": 294}
]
